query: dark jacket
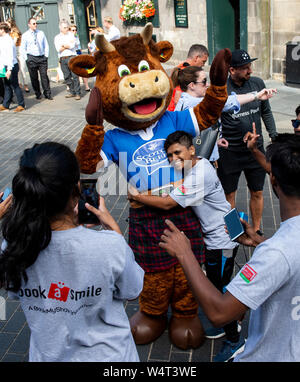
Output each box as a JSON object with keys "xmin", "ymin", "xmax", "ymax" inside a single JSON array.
[{"xmin": 221, "ymin": 76, "xmax": 277, "ymax": 151}]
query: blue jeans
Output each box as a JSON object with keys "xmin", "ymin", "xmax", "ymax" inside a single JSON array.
[{"xmin": 3, "ymin": 63, "xmax": 25, "ymax": 108}]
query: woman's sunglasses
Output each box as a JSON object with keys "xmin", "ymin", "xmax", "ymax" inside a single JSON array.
[{"xmin": 194, "ymin": 78, "xmax": 207, "ymax": 86}]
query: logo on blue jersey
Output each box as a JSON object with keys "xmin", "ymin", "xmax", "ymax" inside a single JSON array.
[{"xmin": 132, "ymin": 139, "xmax": 170, "ymax": 175}]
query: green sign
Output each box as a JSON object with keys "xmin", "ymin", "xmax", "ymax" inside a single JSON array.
[{"xmin": 174, "ymin": 0, "xmax": 188, "ymax": 28}]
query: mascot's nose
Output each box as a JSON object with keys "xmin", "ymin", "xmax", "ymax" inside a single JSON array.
[{"xmin": 119, "ymin": 69, "xmax": 170, "ymax": 104}]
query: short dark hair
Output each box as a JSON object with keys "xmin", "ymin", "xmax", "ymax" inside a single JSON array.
[
  {"xmin": 266, "ymin": 133, "xmax": 300, "ymax": 198},
  {"xmin": 295, "ymin": 105, "xmax": 300, "ymax": 117},
  {"xmin": 187, "ymin": 44, "xmax": 209, "ymax": 59},
  {"xmin": 0, "ymin": 22, "xmax": 10, "ymax": 33},
  {"xmin": 28, "ymin": 17, "xmax": 36, "ymax": 24},
  {"xmin": 164, "ymin": 131, "xmax": 193, "ymax": 153}
]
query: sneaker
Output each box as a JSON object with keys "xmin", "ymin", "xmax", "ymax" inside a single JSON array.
[
  {"xmin": 0, "ymin": 105, "xmax": 9, "ymax": 111},
  {"xmin": 75, "ymin": 95, "xmax": 81, "ymax": 100},
  {"xmin": 65, "ymin": 93, "xmax": 75, "ymax": 98},
  {"xmin": 14, "ymin": 106, "xmax": 25, "ymax": 112},
  {"xmin": 205, "ymin": 327, "xmax": 225, "ymax": 339},
  {"xmin": 205, "ymin": 322, "xmax": 241, "ymax": 339},
  {"xmin": 213, "ymin": 337, "xmax": 246, "ymax": 362}
]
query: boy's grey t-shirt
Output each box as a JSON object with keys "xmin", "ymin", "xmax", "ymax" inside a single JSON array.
[
  {"xmin": 227, "ymin": 215, "xmax": 300, "ymax": 362},
  {"xmin": 7, "ymin": 226, "xmax": 144, "ymax": 362},
  {"xmin": 170, "ymin": 158, "xmax": 236, "ymax": 250}
]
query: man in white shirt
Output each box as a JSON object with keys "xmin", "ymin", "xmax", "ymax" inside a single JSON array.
[
  {"xmin": 103, "ymin": 16, "xmax": 120, "ymax": 42},
  {"xmin": 20, "ymin": 17, "xmax": 52, "ymax": 100},
  {"xmin": 0, "ymin": 22, "xmax": 25, "ymax": 112},
  {"xmin": 54, "ymin": 20, "xmax": 81, "ymax": 100}
]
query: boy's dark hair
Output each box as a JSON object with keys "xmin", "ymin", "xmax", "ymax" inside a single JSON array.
[
  {"xmin": 266, "ymin": 133, "xmax": 300, "ymax": 197},
  {"xmin": 164, "ymin": 131, "xmax": 193, "ymax": 152},
  {"xmin": 295, "ymin": 105, "xmax": 300, "ymax": 116}
]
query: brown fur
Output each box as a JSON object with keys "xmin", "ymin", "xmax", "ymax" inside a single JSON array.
[{"xmin": 139, "ymin": 265, "xmax": 198, "ymax": 318}]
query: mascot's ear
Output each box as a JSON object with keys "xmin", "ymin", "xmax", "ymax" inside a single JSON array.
[
  {"xmin": 156, "ymin": 41, "xmax": 173, "ymax": 63},
  {"xmin": 69, "ymin": 55, "xmax": 97, "ymax": 78}
]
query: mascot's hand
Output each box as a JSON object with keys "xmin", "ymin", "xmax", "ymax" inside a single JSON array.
[
  {"xmin": 85, "ymin": 87, "xmax": 103, "ymax": 126},
  {"xmin": 209, "ymin": 48, "xmax": 232, "ymax": 86}
]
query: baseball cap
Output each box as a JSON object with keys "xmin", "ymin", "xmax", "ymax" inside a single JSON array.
[{"xmin": 230, "ymin": 49, "xmax": 257, "ymax": 67}]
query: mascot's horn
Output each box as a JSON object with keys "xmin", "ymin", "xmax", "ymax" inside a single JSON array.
[
  {"xmin": 140, "ymin": 22, "xmax": 153, "ymax": 45},
  {"xmin": 95, "ymin": 34, "xmax": 116, "ymax": 53}
]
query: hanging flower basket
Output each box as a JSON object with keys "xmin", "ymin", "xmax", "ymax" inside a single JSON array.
[{"xmin": 119, "ymin": 0, "xmax": 156, "ymax": 22}]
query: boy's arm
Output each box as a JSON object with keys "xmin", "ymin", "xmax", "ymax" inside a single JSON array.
[
  {"xmin": 128, "ymin": 187, "xmax": 178, "ymax": 210},
  {"xmin": 159, "ymin": 219, "xmax": 248, "ymax": 327}
]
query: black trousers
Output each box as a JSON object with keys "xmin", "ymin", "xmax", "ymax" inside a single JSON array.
[
  {"xmin": 205, "ymin": 247, "xmax": 240, "ymax": 342},
  {"xmin": 26, "ymin": 54, "xmax": 51, "ymax": 98},
  {"xmin": 0, "ymin": 77, "xmax": 4, "ymax": 100}
]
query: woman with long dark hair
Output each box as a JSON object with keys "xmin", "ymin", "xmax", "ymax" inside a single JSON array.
[{"xmin": 0, "ymin": 142, "xmax": 144, "ymax": 362}]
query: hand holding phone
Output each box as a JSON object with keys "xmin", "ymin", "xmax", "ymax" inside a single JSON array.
[
  {"xmin": 224, "ymin": 208, "xmax": 245, "ymax": 241},
  {"xmin": 78, "ymin": 179, "xmax": 100, "ymax": 224},
  {"xmin": 0, "ymin": 187, "xmax": 12, "ymax": 219},
  {"xmin": 0, "ymin": 187, "xmax": 12, "ymax": 203}
]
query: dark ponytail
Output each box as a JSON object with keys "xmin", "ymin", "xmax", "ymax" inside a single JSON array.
[
  {"xmin": 170, "ymin": 65, "xmax": 203, "ymax": 92},
  {"xmin": 0, "ymin": 142, "xmax": 80, "ymax": 292}
]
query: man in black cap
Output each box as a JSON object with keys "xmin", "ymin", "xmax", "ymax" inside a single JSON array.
[{"xmin": 217, "ymin": 49, "xmax": 277, "ymax": 235}]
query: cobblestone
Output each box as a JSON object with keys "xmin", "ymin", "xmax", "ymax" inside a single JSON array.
[{"xmin": 0, "ymin": 79, "xmax": 298, "ymax": 362}]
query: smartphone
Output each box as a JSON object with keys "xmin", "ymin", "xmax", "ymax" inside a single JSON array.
[
  {"xmin": 0, "ymin": 187, "xmax": 12, "ymax": 203},
  {"xmin": 78, "ymin": 179, "xmax": 99, "ymax": 224},
  {"xmin": 224, "ymin": 208, "xmax": 244, "ymax": 241}
]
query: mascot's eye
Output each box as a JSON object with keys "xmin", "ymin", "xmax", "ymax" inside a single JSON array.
[
  {"xmin": 118, "ymin": 64, "xmax": 131, "ymax": 77},
  {"xmin": 138, "ymin": 60, "xmax": 150, "ymax": 72}
]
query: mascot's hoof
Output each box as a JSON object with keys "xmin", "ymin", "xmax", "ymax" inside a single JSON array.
[
  {"xmin": 130, "ymin": 311, "xmax": 168, "ymax": 345},
  {"xmin": 169, "ymin": 315, "xmax": 205, "ymax": 350}
]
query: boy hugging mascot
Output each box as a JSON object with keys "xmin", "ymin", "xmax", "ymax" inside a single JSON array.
[{"xmin": 69, "ymin": 23, "xmax": 231, "ymax": 350}]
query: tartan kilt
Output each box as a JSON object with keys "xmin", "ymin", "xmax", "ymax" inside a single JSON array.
[{"xmin": 128, "ymin": 205, "xmax": 205, "ymax": 272}]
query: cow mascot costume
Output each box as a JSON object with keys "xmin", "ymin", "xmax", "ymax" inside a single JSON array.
[{"xmin": 69, "ymin": 23, "xmax": 231, "ymax": 350}]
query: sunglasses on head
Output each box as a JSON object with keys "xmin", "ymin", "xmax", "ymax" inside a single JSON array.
[{"xmin": 291, "ymin": 119, "xmax": 300, "ymax": 129}]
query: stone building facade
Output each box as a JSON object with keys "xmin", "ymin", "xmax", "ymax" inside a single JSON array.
[{"xmin": 8, "ymin": 0, "xmax": 298, "ymax": 82}]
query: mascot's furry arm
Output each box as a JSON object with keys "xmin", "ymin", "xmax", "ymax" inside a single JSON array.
[{"xmin": 74, "ymin": 87, "xmax": 104, "ymax": 174}]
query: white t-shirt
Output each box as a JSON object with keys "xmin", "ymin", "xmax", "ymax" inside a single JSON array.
[
  {"xmin": 170, "ymin": 158, "xmax": 237, "ymax": 250},
  {"xmin": 54, "ymin": 32, "xmax": 76, "ymax": 58},
  {"xmin": 105, "ymin": 25, "xmax": 121, "ymax": 42},
  {"xmin": 6, "ymin": 226, "xmax": 144, "ymax": 362},
  {"xmin": 227, "ymin": 214, "xmax": 300, "ymax": 361}
]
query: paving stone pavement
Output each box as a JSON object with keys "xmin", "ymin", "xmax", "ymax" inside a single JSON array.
[{"xmin": 0, "ymin": 78, "xmax": 298, "ymax": 363}]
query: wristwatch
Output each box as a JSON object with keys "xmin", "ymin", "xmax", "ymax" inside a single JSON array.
[{"xmin": 251, "ymin": 91, "xmax": 258, "ymax": 101}]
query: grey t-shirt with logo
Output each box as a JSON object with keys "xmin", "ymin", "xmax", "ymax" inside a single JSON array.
[
  {"xmin": 227, "ymin": 215, "xmax": 300, "ymax": 361},
  {"xmin": 6, "ymin": 226, "xmax": 144, "ymax": 362},
  {"xmin": 170, "ymin": 158, "xmax": 237, "ymax": 250}
]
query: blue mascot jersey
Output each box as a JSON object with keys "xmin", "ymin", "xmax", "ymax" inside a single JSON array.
[{"xmin": 101, "ymin": 109, "xmax": 199, "ymax": 192}]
